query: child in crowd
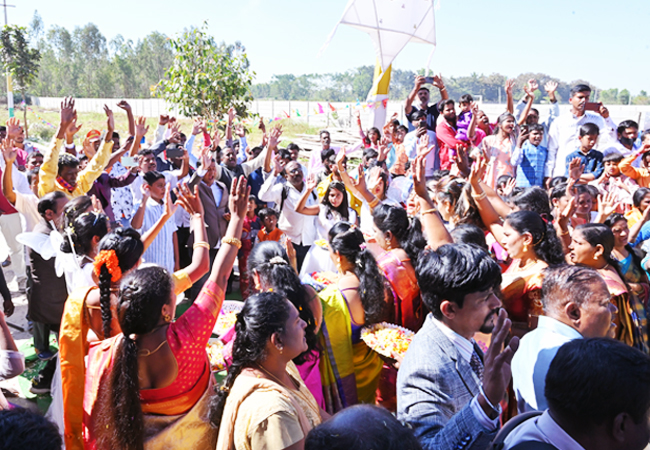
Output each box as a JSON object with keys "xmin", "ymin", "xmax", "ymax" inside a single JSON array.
[
  {"xmin": 387, "ymin": 125, "xmax": 409, "ymax": 177},
  {"xmin": 565, "ymin": 123, "xmax": 604, "ymax": 182},
  {"xmin": 591, "ymin": 151, "xmax": 637, "ymax": 213},
  {"xmin": 620, "ymin": 131, "xmax": 650, "ymax": 187},
  {"xmin": 454, "ymin": 94, "xmax": 474, "ymax": 141},
  {"xmin": 131, "ymin": 171, "xmax": 177, "ymax": 273},
  {"xmin": 512, "ymin": 123, "xmax": 547, "ymax": 187},
  {"xmin": 239, "ymin": 196, "xmax": 261, "ymax": 298},
  {"xmin": 256, "ymin": 207, "xmax": 285, "ymax": 243}
]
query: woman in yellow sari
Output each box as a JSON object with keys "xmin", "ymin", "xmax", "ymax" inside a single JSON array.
[
  {"xmin": 569, "ymin": 223, "xmax": 649, "ymax": 353},
  {"xmin": 83, "ymin": 177, "xmax": 248, "ymax": 450},
  {"xmin": 318, "ymin": 222, "xmax": 388, "ymax": 413}
]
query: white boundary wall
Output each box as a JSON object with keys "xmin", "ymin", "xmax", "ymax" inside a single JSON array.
[{"xmin": 32, "ymin": 97, "xmax": 650, "ymax": 131}]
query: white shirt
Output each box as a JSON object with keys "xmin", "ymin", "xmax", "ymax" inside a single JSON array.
[
  {"xmin": 432, "ymin": 318, "xmax": 500, "ymax": 432},
  {"xmin": 3, "ymin": 160, "xmax": 33, "ymax": 197},
  {"xmin": 403, "ymin": 130, "xmax": 439, "ymax": 177},
  {"xmin": 504, "ymin": 410, "xmax": 585, "ymax": 450},
  {"xmin": 316, "ymin": 205, "xmax": 357, "ymax": 241},
  {"xmin": 14, "ymin": 191, "xmax": 40, "ymax": 232},
  {"xmin": 511, "ymin": 316, "xmax": 583, "ymax": 413},
  {"xmin": 258, "ymin": 174, "xmax": 317, "ymax": 246},
  {"xmin": 139, "ymin": 197, "xmax": 178, "ymax": 273},
  {"xmin": 130, "ymin": 171, "xmax": 178, "ymax": 211},
  {"xmin": 546, "ymin": 111, "xmax": 617, "ymax": 177}
]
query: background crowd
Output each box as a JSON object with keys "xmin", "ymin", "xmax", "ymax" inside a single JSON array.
[{"xmin": 2, "ymin": 74, "xmax": 650, "ymax": 450}]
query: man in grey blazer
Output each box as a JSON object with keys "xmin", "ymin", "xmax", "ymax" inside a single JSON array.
[{"xmin": 397, "ymin": 244, "xmax": 519, "ymax": 450}]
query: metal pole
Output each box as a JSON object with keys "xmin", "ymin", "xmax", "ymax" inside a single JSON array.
[{"xmin": 2, "ymin": 1, "xmax": 16, "ymax": 118}]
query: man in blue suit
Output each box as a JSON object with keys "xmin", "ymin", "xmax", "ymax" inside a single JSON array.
[{"xmin": 397, "ymin": 244, "xmax": 519, "ymax": 450}]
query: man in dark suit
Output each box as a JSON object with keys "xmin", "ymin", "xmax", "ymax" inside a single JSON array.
[
  {"xmin": 187, "ymin": 154, "xmax": 229, "ymax": 300},
  {"xmin": 397, "ymin": 244, "xmax": 519, "ymax": 450}
]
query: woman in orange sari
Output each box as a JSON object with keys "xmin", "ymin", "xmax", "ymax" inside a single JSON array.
[{"xmin": 83, "ymin": 177, "xmax": 248, "ymax": 450}]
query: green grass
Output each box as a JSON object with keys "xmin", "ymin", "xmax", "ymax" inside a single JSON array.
[{"xmin": 12, "ymin": 106, "xmax": 322, "ymax": 148}]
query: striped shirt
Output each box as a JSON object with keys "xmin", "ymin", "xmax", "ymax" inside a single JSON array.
[{"xmin": 139, "ymin": 197, "xmax": 177, "ymax": 273}]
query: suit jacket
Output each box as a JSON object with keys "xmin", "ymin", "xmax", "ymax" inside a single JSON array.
[
  {"xmin": 188, "ymin": 172, "xmax": 229, "ymax": 248},
  {"xmin": 397, "ymin": 314, "xmax": 498, "ymax": 450}
]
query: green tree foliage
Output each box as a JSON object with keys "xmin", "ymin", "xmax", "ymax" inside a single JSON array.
[
  {"xmin": 155, "ymin": 23, "xmax": 254, "ymax": 122},
  {"xmin": 0, "ymin": 25, "xmax": 41, "ymax": 132}
]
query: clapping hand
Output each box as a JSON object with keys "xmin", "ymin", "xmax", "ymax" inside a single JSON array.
[{"xmin": 174, "ymin": 182, "xmax": 204, "ymax": 217}]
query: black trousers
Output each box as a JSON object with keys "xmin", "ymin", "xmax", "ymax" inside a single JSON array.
[{"xmin": 293, "ymin": 243, "xmax": 311, "ymax": 273}]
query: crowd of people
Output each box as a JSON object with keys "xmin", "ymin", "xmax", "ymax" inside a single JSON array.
[{"xmin": 1, "ymin": 74, "xmax": 650, "ymax": 450}]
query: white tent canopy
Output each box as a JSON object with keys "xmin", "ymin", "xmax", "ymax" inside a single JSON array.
[{"xmin": 320, "ymin": 0, "xmax": 437, "ymax": 71}]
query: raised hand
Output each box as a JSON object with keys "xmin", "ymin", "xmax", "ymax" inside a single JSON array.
[
  {"xmin": 505, "ymin": 79, "xmax": 515, "ymax": 95},
  {"xmin": 453, "ymin": 144, "xmax": 471, "ymax": 177},
  {"xmin": 258, "ymin": 117, "xmax": 266, "ymax": 134},
  {"xmin": 377, "ymin": 136, "xmax": 391, "ymax": 161},
  {"xmin": 414, "ymin": 75, "xmax": 426, "ymax": 89},
  {"xmin": 228, "ymin": 106, "xmax": 236, "ymax": 123},
  {"xmin": 212, "ymin": 129, "xmax": 222, "ymax": 150},
  {"xmin": 469, "ymin": 153, "xmax": 488, "ymax": 187},
  {"xmin": 502, "ymin": 178, "xmax": 517, "ymax": 197},
  {"xmin": 417, "ymin": 134, "xmax": 435, "ymax": 158},
  {"xmin": 598, "ymin": 104, "xmax": 610, "ymax": 119},
  {"xmin": 135, "ymin": 116, "xmax": 149, "ymax": 139},
  {"xmin": 412, "ymin": 155, "xmax": 429, "ymax": 200},
  {"xmin": 517, "ymin": 129, "xmax": 530, "ymax": 148},
  {"xmin": 116, "ymin": 100, "xmax": 132, "ymax": 113},
  {"xmin": 191, "ymin": 117, "xmax": 202, "ymax": 136},
  {"xmin": 544, "ymin": 81, "xmax": 558, "ymax": 95},
  {"xmin": 272, "ymin": 153, "xmax": 285, "ymax": 176},
  {"xmin": 174, "ymin": 182, "xmax": 204, "ymax": 217},
  {"xmin": 597, "ymin": 191, "xmax": 618, "ymax": 218},
  {"xmin": 229, "ymin": 176, "xmax": 250, "ymax": 220},
  {"xmin": 481, "ymin": 309, "xmax": 519, "ymax": 414},
  {"xmin": 6, "ymin": 117, "xmax": 21, "ymax": 140},
  {"xmin": 432, "ymin": 74, "xmax": 445, "ymax": 90},
  {"xmin": 268, "ymin": 125, "xmax": 283, "ymax": 150},
  {"xmin": 200, "ymin": 146, "xmax": 212, "ymax": 170},
  {"xmin": 65, "ymin": 113, "xmax": 82, "ymax": 140},
  {"xmin": 527, "ymin": 78, "xmax": 539, "ymax": 93},
  {"xmin": 60, "ymin": 97, "xmax": 76, "ymax": 129},
  {"xmin": 305, "ymin": 173, "xmax": 318, "ymax": 192},
  {"xmin": 159, "ymin": 114, "xmax": 170, "ymax": 126},
  {"xmin": 568, "ymin": 157, "xmax": 584, "ymax": 181},
  {"xmin": 163, "ymin": 182, "xmax": 178, "ymax": 218},
  {"xmin": 103, "ymin": 104, "xmax": 114, "ymax": 141},
  {"xmin": 234, "ymin": 124, "xmax": 246, "ymax": 138},
  {"xmin": 90, "ymin": 194, "xmax": 106, "ymax": 215},
  {"xmin": 1, "ymin": 138, "xmax": 16, "ymax": 164}
]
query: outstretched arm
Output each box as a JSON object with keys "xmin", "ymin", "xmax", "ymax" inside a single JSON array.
[
  {"xmin": 173, "ymin": 183, "xmax": 210, "ymax": 284},
  {"xmin": 412, "ymin": 155, "xmax": 452, "ymax": 249},
  {"xmin": 295, "ymin": 174, "xmax": 320, "ymax": 216}
]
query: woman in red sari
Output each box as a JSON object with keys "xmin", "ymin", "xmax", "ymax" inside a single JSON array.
[{"xmin": 83, "ymin": 177, "xmax": 249, "ymax": 450}]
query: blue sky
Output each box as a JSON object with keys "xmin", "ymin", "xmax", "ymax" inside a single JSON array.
[{"xmin": 11, "ymin": 0, "xmax": 650, "ymax": 93}]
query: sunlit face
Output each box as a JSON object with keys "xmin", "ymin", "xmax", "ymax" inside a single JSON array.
[
  {"xmin": 147, "ymin": 178, "xmax": 166, "ymax": 202},
  {"xmin": 619, "ymin": 127, "xmax": 638, "ymax": 141},
  {"xmin": 368, "ymin": 129, "xmax": 380, "ymax": 144},
  {"xmin": 446, "ymin": 289, "xmax": 502, "ymax": 336},
  {"xmin": 529, "ymin": 130, "xmax": 543, "ymax": 146},
  {"xmin": 568, "ymin": 231, "xmax": 599, "ymax": 266},
  {"xmin": 372, "ymin": 222, "xmax": 389, "ymax": 251},
  {"xmin": 320, "ymin": 132, "xmax": 331, "ymax": 148},
  {"xmin": 610, "ymin": 219, "xmax": 629, "ymax": 248},
  {"xmin": 417, "ymin": 88, "xmax": 430, "ymax": 104},
  {"xmin": 477, "ymin": 111, "xmax": 490, "ymax": 125},
  {"xmin": 247, "ymin": 198, "xmax": 257, "ymax": 214},
  {"xmin": 500, "ymin": 117, "xmax": 516, "ymax": 134},
  {"xmin": 26, "ymin": 154, "xmax": 43, "ymax": 170},
  {"xmin": 639, "ymin": 193, "xmax": 650, "ymax": 212},
  {"xmin": 604, "ymin": 160, "xmax": 621, "ymax": 177},
  {"xmin": 406, "ymin": 190, "xmax": 419, "ymax": 216},
  {"xmin": 285, "ymin": 161, "xmax": 303, "ymax": 188},
  {"xmin": 279, "ymin": 300, "xmax": 308, "ymax": 359},
  {"xmin": 576, "ymin": 193, "xmax": 593, "ymax": 215},
  {"xmin": 570, "ymin": 91, "xmax": 590, "ymax": 113},
  {"xmin": 367, "ymin": 167, "xmax": 386, "ymax": 197},
  {"xmin": 442, "ymin": 103, "xmax": 457, "ymax": 122},
  {"xmin": 139, "ymin": 154, "xmax": 157, "ymax": 173},
  {"xmin": 203, "ymin": 160, "xmax": 217, "ymax": 186},
  {"xmin": 526, "ymin": 110, "xmax": 540, "ymax": 125},
  {"xmin": 501, "ymin": 221, "xmax": 529, "ymax": 260},
  {"xmin": 15, "ymin": 126, "xmax": 24, "ymax": 144},
  {"xmin": 223, "ymin": 148, "xmax": 237, "ymax": 169},
  {"xmin": 577, "ymin": 278, "xmax": 617, "ymax": 338},
  {"xmin": 59, "ymin": 165, "xmax": 79, "ymax": 188},
  {"xmin": 579, "ymin": 133, "xmax": 598, "ymax": 152},
  {"xmin": 263, "ymin": 214, "xmax": 277, "ymax": 231},
  {"xmin": 459, "ymin": 101, "xmax": 470, "ymax": 113},
  {"xmin": 288, "ymin": 147, "xmax": 299, "ymax": 161},
  {"xmin": 328, "ymin": 187, "xmax": 344, "ymax": 208},
  {"xmin": 78, "ymin": 159, "xmax": 89, "ymax": 171}
]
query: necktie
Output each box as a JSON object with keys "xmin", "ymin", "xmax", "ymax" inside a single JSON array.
[{"xmin": 469, "ymin": 349, "xmax": 484, "ymax": 383}]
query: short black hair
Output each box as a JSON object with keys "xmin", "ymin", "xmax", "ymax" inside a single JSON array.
[
  {"xmin": 617, "ymin": 120, "xmax": 638, "ymax": 135},
  {"xmin": 579, "ymin": 122, "xmax": 599, "ymax": 137},
  {"xmin": 278, "ymin": 148, "xmax": 292, "ymax": 160},
  {"xmin": 570, "ymin": 84, "xmax": 592, "ymax": 98},
  {"xmin": 137, "ymin": 148, "xmax": 155, "ymax": 158},
  {"xmin": 603, "ymin": 150, "xmax": 624, "ymax": 164},
  {"xmin": 459, "ymin": 94, "xmax": 473, "ymax": 103},
  {"xmin": 397, "ymin": 125, "xmax": 408, "ymax": 134},
  {"xmin": 57, "ymin": 153, "xmax": 79, "ymax": 174},
  {"xmin": 450, "ymin": 224, "xmax": 488, "ymax": 251},
  {"xmin": 411, "ymin": 109, "xmax": 427, "ymax": 120},
  {"xmin": 633, "ymin": 187, "xmax": 650, "ymax": 208},
  {"xmin": 37, "ymin": 191, "xmax": 67, "ymax": 218},
  {"xmin": 28, "ymin": 151, "xmax": 43, "ymax": 160},
  {"xmin": 437, "ymin": 98, "xmax": 455, "ymax": 112},
  {"xmin": 287, "ymin": 143, "xmax": 301, "ymax": 152},
  {"xmin": 0, "ymin": 408, "xmax": 63, "ymax": 450},
  {"xmin": 143, "ymin": 170, "xmax": 165, "ymax": 186},
  {"xmin": 546, "ymin": 338, "xmax": 650, "ymax": 430},
  {"xmin": 319, "ymin": 130, "xmax": 330, "ymax": 138},
  {"xmin": 112, "ymin": 131, "xmax": 120, "ymax": 139},
  {"xmin": 416, "ymin": 244, "xmax": 502, "ymax": 319},
  {"xmin": 548, "ymin": 176, "xmax": 567, "ymax": 189},
  {"xmin": 528, "ymin": 123, "xmax": 544, "ymax": 134},
  {"xmin": 321, "ymin": 148, "xmax": 335, "ymax": 163},
  {"xmin": 258, "ymin": 207, "xmax": 278, "ymax": 222},
  {"xmin": 305, "ymin": 404, "xmax": 421, "ymax": 450}
]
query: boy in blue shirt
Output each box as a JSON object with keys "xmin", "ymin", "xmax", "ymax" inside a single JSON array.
[
  {"xmin": 565, "ymin": 123, "xmax": 604, "ymax": 182},
  {"xmin": 511, "ymin": 124, "xmax": 547, "ymax": 187}
]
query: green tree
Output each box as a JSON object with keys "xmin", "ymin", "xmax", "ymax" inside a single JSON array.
[
  {"xmin": 0, "ymin": 25, "xmax": 41, "ymax": 135},
  {"xmin": 155, "ymin": 23, "xmax": 254, "ymax": 122},
  {"xmin": 619, "ymin": 89, "xmax": 630, "ymax": 105}
]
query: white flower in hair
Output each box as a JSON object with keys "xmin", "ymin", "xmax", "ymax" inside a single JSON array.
[{"xmin": 269, "ymin": 256, "xmax": 287, "ymax": 265}]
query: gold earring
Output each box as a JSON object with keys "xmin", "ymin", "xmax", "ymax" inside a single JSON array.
[
  {"xmin": 523, "ymin": 244, "xmax": 528, "ymax": 253},
  {"xmin": 163, "ymin": 313, "xmax": 172, "ymax": 323},
  {"xmin": 276, "ymin": 345, "xmax": 283, "ymax": 354}
]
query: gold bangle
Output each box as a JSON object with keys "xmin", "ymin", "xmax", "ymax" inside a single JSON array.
[
  {"xmin": 193, "ymin": 241, "xmax": 210, "ymax": 250},
  {"xmin": 221, "ymin": 237, "xmax": 242, "ymax": 250},
  {"xmin": 368, "ymin": 197, "xmax": 380, "ymax": 208},
  {"xmin": 440, "ymin": 86, "xmax": 446, "ymax": 91},
  {"xmin": 422, "ymin": 208, "xmax": 437, "ymax": 216},
  {"xmin": 471, "ymin": 191, "xmax": 487, "ymax": 201},
  {"xmin": 559, "ymin": 229, "xmax": 570, "ymax": 236}
]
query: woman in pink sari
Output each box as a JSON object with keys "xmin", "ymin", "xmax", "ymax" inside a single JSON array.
[{"xmin": 83, "ymin": 177, "xmax": 249, "ymax": 450}]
